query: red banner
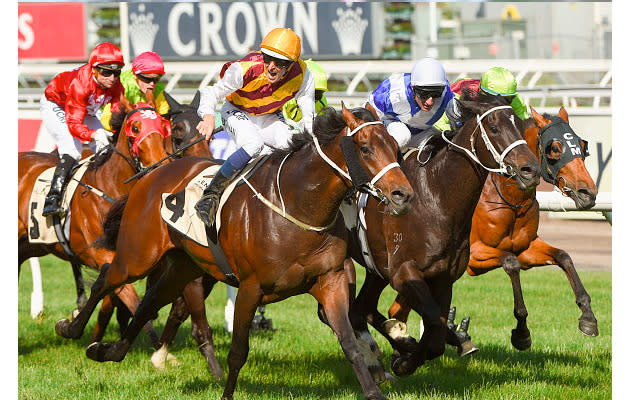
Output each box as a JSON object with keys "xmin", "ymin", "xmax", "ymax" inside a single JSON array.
[{"xmin": 18, "ymin": 3, "xmax": 87, "ymax": 61}]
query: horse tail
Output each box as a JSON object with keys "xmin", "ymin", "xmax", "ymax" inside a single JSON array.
[{"xmin": 94, "ymin": 194, "xmax": 129, "ymax": 250}]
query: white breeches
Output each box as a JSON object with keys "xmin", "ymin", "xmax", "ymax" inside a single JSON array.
[
  {"xmin": 40, "ymin": 94, "xmax": 103, "ymax": 161},
  {"xmin": 221, "ymin": 102, "xmax": 293, "ymax": 158}
]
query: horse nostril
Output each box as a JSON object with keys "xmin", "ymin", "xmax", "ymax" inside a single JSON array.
[{"xmin": 391, "ymin": 190, "xmax": 411, "ymax": 205}]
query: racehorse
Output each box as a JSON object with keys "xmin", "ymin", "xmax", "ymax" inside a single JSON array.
[
  {"xmin": 18, "ymin": 98, "xmax": 173, "ymax": 347},
  {"xmin": 55, "ymin": 104, "xmax": 413, "ymax": 400},
  {"xmin": 388, "ymin": 106, "xmax": 599, "ymax": 351},
  {"xmin": 345, "ymin": 92, "xmax": 541, "ymax": 377}
]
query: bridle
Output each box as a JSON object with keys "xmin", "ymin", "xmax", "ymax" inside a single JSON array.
[
  {"xmin": 313, "ymin": 120, "xmax": 402, "ymax": 204},
  {"xmin": 441, "ymin": 105, "xmax": 527, "ymax": 176}
]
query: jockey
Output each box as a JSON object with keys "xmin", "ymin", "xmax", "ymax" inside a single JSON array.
[
  {"xmin": 433, "ymin": 66, "xmax": 530, "ymax": 131},
  {"xmin": 40, "ymin": 42, "xmax": 125, "ymax": 217},
  {"xmin": 195, "ymin": 27, "xmax": 315, "ymax": 227},
  {"xmin": 100, "ymin": 51, "xmax": 169, "ymax": 133},
  {"xmin": 282, "ymin": 59, "xmax": 328, "ymax": 124},
  {"xmin": 367, "ymin": 57, "xmax": 455, "ymax": 149}
]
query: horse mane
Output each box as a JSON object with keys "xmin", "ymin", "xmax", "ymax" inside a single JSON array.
[
  {"xmin": 457, "ymin": 87, "xmax": 511, "ymax": 121},
  {"xmin": 269, "ymin": 106, "xmax": 377, "ymax": 162}
]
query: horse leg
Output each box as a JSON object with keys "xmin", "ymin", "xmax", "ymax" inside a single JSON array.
[
  {"xmin": 86, "ymin": 257, "xmax": 203, "ymax": 362},
  {"xmin": 311, "ymin": 270, "xmax": 388, "ymax": 400},
  {"xmin": 321, "ymin": 259, "xmax": 388, "ymax": 384},
  {"xmin": 114, "ymin": 284, "xmax": 162, "ymax": 349},
  {"xmin": 500, "ymin": 252, "xmax": 532, "ymax": 351},
  {"xmin": 70, "ymin": 262, "xmax": 87, "ymax": 311},
  {"xmin": 387, "ymin": 294, "xmax": 411, "ymax": 321},
  {"xmin": 55, "ymin": 261, "xmax": 130, "ymax": 340},
  {"xmin": 518, "ymin": 237, "xmax": 598, "ymax": 337},
  {"xmin": 221, "ymin": 281, "xmax": 262, "ymax": 400},
  {"xmin": 151, "ymin": 295, "xmax": 186, "ymax": 369},
  {"xmin": 91, "ymin": 294, "xmax": 115, "ymax": 343}
]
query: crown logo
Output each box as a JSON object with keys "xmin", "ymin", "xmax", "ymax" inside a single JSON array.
[
  {"xmin": 129, "ymin": 4, "xmax": 159, "ymax": 55},
  {"xmin": 332, "ymin": 4, "xmax": 369, "ymax": 55}
]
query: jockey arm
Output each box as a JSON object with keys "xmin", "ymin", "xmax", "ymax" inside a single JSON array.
[{"xmin": 294, "ymin": 67, "xmax": 315, "ymax": 134}]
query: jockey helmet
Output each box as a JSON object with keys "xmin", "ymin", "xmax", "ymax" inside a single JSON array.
[
  {"xmin": 410, "ymin": 57, "xmax": 448, "ymax": 89},
  {"xmin": 480, "ymin": 67, "xmax": 518, "ymax": 96},
  {"xmin": 132, "ymin": 51, "xmax": 165, "ymax": 76},
  {"xmin": 89, "ymin": 42, "xmax": 124, "ymax": 70},
  {"xmin": 305, "ymin": 59, "xmax": 327, "ymax": 91},
  {"xmin": 260, "ymin": 28, "xmax": 301, "ymax": 62}
]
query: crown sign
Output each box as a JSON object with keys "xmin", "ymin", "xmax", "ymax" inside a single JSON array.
[
  {"xmin": 129, "ymin": 4, "xmax": 159, "ymax": 55},
  {"xmin": 332, "ymin": 5, "xmax": 369, "ymax": 55}
]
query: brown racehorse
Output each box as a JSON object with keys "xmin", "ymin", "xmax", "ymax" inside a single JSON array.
[
  {"xmin": 345, "ymin": 93, "xmax": 541, "ymax": 377},
  {"xmin": 388, "ymin": 106, "xmax": 599, "ymax": 351},
  {"xmin": 18, "ymin": 99, "xmax": 173, "ymax": 347},
  {"xmin": 94, "ymin": 90, "xmax": 223, "ymax": 371},
  {"xmin": 54, "ymin": 104, "xmax": 413, "ymax": 400}
]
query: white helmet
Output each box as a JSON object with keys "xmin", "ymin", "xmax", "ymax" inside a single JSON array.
[{"xmin": 410, "ymin": 57, "xmax": 447, "ymax": 88}]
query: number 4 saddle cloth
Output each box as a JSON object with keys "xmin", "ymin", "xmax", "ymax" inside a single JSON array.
[
  {"xmin": 160, "ymin": 158, "xmax": 262, "ymax": 247},
  {"xmin": 28, "ymin": 158, "xmax": 91, "ymax": 244}
]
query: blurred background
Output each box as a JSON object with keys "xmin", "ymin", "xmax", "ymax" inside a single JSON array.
[{"xmin": 17, "ymin": 1, "xmax": 612, "ymax": 219}]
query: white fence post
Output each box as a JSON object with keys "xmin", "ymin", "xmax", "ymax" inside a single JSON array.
[{"xmin": 29, "ymin": 258, "xmax": 44, "ymax": 318}]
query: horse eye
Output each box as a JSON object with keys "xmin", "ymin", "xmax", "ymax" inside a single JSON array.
[
  {"xmin": 360, "ymin": 145, "xmax": 372, "ymax": 156},
  {"xmin": 132, "ymin": 125, "xmax": 140, "ymax": 134},
  {"xmin": 490, "ymin": 125, "xmax": 498, "ymax": 133}
]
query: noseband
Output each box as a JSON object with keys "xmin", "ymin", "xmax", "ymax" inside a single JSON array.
[{"xmin": 441, "ymin": 105, "xmax": 527, "ymax": 175}]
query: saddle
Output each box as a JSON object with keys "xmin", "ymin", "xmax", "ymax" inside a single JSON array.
[{"xmin": 28, "ymin": 157, "xmax": 92, "ymax": 244}]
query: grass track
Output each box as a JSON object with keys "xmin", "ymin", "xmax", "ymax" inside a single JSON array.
[{"xmin": 19, "ymin": 255, "xmax": 611, "ymax": 399}]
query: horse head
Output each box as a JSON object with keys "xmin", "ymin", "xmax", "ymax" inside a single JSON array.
[
  {"xmin": 456, "ymin": 97, "xmax": 540, "ymax": 191},
  {"xmin": 528, "ymin": 107, "xmax": 597, "ymax": 209},
  {"xmin": 116, "ymin": 100, "xmax": 172, "ymax": 171},
  {"xmin": 340, "ymin": 102, "xmax": 414, "ymax": 215},
  {"xmin": 162, "ymin": 91, "xmax": 212, "ymax": 157}
]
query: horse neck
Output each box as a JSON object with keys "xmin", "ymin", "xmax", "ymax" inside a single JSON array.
[
  {"xmin": 270, "ymin": 135, "xmax": 351, "ymax": 226},
  {"xmin": 90, "ymin": 135, "xmax": 138, "ymax": 198},
  {"xmin": 409, "ymin": 125, "xmax": 492, "ymax": 220},
  {"xmin": 523, "ymin": 118, "xmax": 539, "ymax": 155}
]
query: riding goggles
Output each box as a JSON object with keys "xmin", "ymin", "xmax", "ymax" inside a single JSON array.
[
  {"xmin": 262, "ymin": 53, "xmax": 293, "ymax": 69},
  {"xmin": 137, "ymin": 74, "xmax": 162, "ymax": 84},
  {"xmin": 412, "ymin": 86, "xmax": 444, "ymax": 99},
  {"xmin": 96, "ymin": 67, "xmax": 122, "ymax": 78}
]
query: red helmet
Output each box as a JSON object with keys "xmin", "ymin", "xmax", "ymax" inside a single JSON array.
[
  {"xmin": 132, "ymin": 51, "xmax": 165, "ymax": 76},
  {"xmin": 89, "ymin": 42, "xmax": 124, "ymax": 69}
]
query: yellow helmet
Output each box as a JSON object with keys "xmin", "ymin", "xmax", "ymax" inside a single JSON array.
[
  {"xmin": 305, "ymin": 59, "xmax": 327, "ymax": 91},
  {"xmin": 260, "ymin": 28, "xmax": 301, "ymax": 62}
]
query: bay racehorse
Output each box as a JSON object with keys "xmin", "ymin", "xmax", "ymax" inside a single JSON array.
[
  {"xmin": 345, "ymin": 92, "xmax": 541, "ymax": 377},
  {"xmin": 388, "ymin": 106, "xmax": 599, "ymax": 351},
  {"xmin": 18, "ymin": 99, "xmax": 173, "ymax": 348},
  {"xmin": 54, "ymin": 104, "xmax": 414, "ymax": 400}
]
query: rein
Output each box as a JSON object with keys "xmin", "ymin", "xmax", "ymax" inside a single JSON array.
[
  {"xmin": 441, "ymin": 105, "xmax": 527, "ymax": 175},
  {"xmin": 489, "ymin": 173, "xmax": 534, "ymax": 210}
]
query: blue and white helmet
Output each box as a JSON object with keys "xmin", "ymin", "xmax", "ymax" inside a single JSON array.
[{"xmin": 410, "ymin": 57, "xmax": 448, "ymax": 88}]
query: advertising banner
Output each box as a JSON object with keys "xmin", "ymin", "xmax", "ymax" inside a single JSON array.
[
  {"xmin": 127, "ymin": 2, "xmax": 375, "ymax": 60},
  {"xmin": 18, "ymin": 2, "xmax": 87, "ymax": 61}
]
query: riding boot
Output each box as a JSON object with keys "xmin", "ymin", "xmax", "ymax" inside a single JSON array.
[
  {"xmin": 195, "ymin": 161, "xmax": 243, "ymax": 228},
  {"xmin": 42, "ymin": 154, "xmax": 77, "ymax": 217}
]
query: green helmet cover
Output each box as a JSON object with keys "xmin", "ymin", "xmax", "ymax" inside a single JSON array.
[
  {"xmin": 305, "ymin": 59, "xmax": 328, "ymax": 92},
  {"xmin": 480, "ymin": 67, "xmax": 517, "ymax": 96}
]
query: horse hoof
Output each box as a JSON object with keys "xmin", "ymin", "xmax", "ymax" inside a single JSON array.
[
  {"xmin": 390, "ymin": 352, "xmax": 417, "ymax": 377},
  {"xmin": 511, "ymin": 329, "xmax": 532, "ymax": 351},
  {"xmin": 55, "ymin": 319, "xmax": 78, "ymax": 339},
  {"xmin": 86, "ymin": 342, "xmax": 105, "ymax": 362},
  {"xmin": 70, "ymin": 309, "xmax": 80, "ymax": 321},
  {"xmin": 579, "ymin": 319, "xmax": 599, "ymax": 337},
  {"xmin": 457, "ymin": 340, "xmax": 479, "ymax": 357}
]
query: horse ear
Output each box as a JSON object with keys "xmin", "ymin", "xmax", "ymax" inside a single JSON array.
[
  {"xmin": 341, "ymin": 101, "xmax": 359, "ymax": 131},
  {"xmin": 162, "ymin": 91, "xmax": 181, "ymax": 112},
  {"xmin": 457, "ymin": 100, "xmax": 485, "ymax": 118},
  {"xmin": 120, "ymin": 93, "xmax": 133, "ymax": 113},
  {"xmin": 145, "ymin": 90, "xmax": 156, "ymax": 108},
  {"xmin": 364, "ymin": 102, "xmax": 380, "ymax": 120},
  {"xmin": 530, "ymin": 107, "xmax": 551, "ymax": 128},
  {"xmin": 190, "ymin": 90, "xmax": 201, "ymax": 109},
  {"xmin": 558, "ymin": 106, "xmax": 569, "ymax": 123}
]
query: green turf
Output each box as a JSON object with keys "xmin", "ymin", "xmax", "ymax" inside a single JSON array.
[{"xmin": 18, "ymin": 255, "xmax": 611, "ymax": 399}]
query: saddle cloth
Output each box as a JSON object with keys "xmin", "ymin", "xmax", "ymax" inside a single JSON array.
[
  {"xmin": 27, "ymin": 158, "xmax": 92, "ymax": 244},
  {"xmin": 159, "ymin": 158, "xmax": 263, "ymax": 247}
]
